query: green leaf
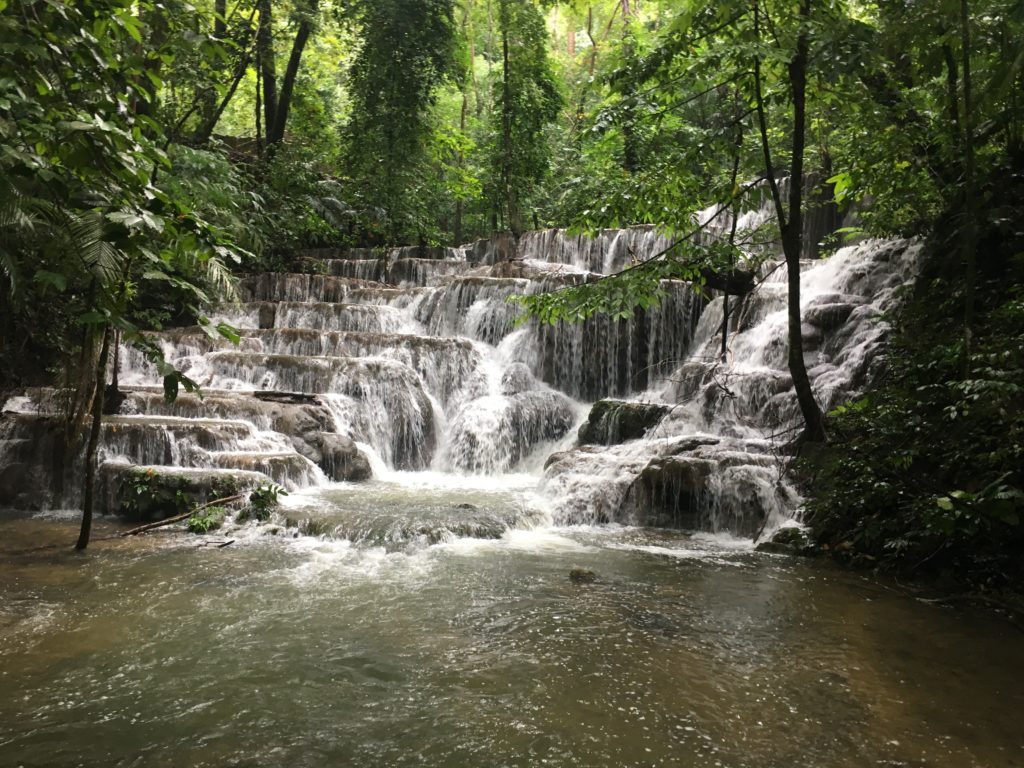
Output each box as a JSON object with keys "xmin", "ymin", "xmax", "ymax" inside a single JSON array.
[
  {"xmin": 33, "ymin": 269, "xmax": 67, "ymax": 291},
  {"xmin": 216, "ymin": 322, "xmax": 241, "ymax": 345}
]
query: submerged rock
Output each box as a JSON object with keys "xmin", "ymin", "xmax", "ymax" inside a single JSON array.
[{"xmin": 569, "ymin": 567, "xmax": 597, "ymax": 584}]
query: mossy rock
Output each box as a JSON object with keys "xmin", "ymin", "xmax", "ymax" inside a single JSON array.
[
  {"xmin": 110, "ymin": 465, "xmax": 267, "ymax": 521},
  {"xmin": 755, "ymin": 526, "xmax": 815, "ymax": 556}
]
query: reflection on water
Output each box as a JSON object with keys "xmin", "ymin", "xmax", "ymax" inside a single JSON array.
[{"xmin": 1, "ymin": 486, "xmax": 1022, "ymax": 768}]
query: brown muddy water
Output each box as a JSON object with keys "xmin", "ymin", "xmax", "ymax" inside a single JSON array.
[{"xmin": 1, "ymin": 478, "xmax": 1022, "ymax": 768}]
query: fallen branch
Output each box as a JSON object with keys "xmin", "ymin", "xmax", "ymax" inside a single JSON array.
[{"xmin": 118, "ymin": 492, "xmax": 248, "ymax": 537}]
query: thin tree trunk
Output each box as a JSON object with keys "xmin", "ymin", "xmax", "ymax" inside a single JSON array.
[
  {"xmin": 620, "ymin": 2, "xmax": 640, "ymax": 172},
  {"xmin": 753, "ymin": 0, "xmax": 824, "ymax": 443},
  {"xmin": 502, "ymin": 27, "xmax": 521, "ymax": 234},
  {"xmin": 942, "ymin": 43, "xmax": 962, "ymax": 143},
  {"xmin": 194, "ymin": 7, "xmax": 259, "ymax": 143},
  {"xmin": 960, "ymin": 0, "xmax": 977, "ymax": 376},
  {"xmin": 76, "ymin": 326, "xmax": 112, "ymax": 551},
  {"xmin": 269, "ymin": 0, "xmax": 318, "ymax": 145},
  {"xmin": 200, "ymin": 0, "xmax": 228, "ymax": 127},
  {"xmin": 255, "ymin": 53, "xmax": 263, "ymax": 155},
  {"xmin": 587, "ymin": 6, "xmax": 596, "ymax": 75},
  {"xmin": 454, "ymin": 0, "xmax": 472, "ymax": 245},
  {"xmin": 257, "ymin": 0, "xmax": 278, "ymax": 139}
]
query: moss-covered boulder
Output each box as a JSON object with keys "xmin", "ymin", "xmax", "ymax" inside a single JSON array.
[
  {"xmin": 755, "ymin": 526, "xmax": 815, "ymax": 555},
  {"xmin": 103, "ymin": 464, "xmax": 268, "ymax": 521}
]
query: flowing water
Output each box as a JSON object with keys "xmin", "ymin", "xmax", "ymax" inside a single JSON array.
[
  {"xmin": 2, "ymin": 221, "xmax": 1022, "ymax": 766},
  {"xmin": 1, "ymin": 507, "xmax": 1022, "ymax": 768}
]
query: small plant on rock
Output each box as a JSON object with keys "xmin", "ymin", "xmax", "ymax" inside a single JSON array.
[
  {"xmin": 237, "ymin": 483, "xmax": 288, "ymax": 522},
  {"xmin": 187, "ymin": 506, "xmax": 228, "ymax": 534}
]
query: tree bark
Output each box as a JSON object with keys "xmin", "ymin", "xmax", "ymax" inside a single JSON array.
[
  {"xmin": 194, "ymin": 8, "xmax": 258, "ymax": 143},
  {"xmin": 257, "ymin": 0, "xmax": 278, "ymax": 140},
  {"xmin": 75, "ymin": 326, "xmax": 112, "ymax": 551},
  {"xmin": 501, "ymin": 26, "xmax": 522, "ymax": 234},
  {"xmin": 268, "ymin": 0, "xmax": 318, "ymax": 145},
  {"xmin": 753, "ymin": 0, "xmax": 825, "ymax": 443},
  {"xmin": 960, "ymin": 0, "xmax": 977, "ymax": 376}
]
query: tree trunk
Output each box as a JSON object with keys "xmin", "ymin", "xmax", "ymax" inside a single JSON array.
[
  {"xmin": 454, "ymin": 0, "xmax": 472, "ymax": 245},
  {"xmin": 619, "ymin": 2, "xmax": 639, "ymax": 173},
  {"xmin": 194, "ymin": 9, "xmax": 258, "ymax": 143},
  {"xmin": 257, "ymin": 0, "xmax": 278, "ymax": 140},
  {"xmin": 753, "ymin": 0, "xmax": 824, "ymax": 443},
  {"xmin": 75, "ymin": 326, "xmax": 112, "ymax": 551},
  {"xmin": 200, "ymin": 0, "xmax": 228, "ymax": 128},
  {"xmin": 269, "ymin": 0, "xmax": 318, "ymax": 145},
  {"xmin": 501, "ymin": 27, "xmax": 522, "ymax": 234},
  {"xmin": 960, "ymin": 0, "xmax": 977, "ymax": 376}
]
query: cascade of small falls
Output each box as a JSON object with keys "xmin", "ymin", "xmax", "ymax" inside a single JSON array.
[{"xmin": 0, "ymin": 208, "xmax": 919, "ymax": 544}]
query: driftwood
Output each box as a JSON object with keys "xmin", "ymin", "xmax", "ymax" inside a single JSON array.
[
  {"xmin": 118, "ymin": 492, "xmax": 248, "ymax": 537},
  {"xmin": 195, "ymin": 538, "xmax": 235, "ymax": 548},
  {"xmin": 253, "ymin": 390, "xmax": 317, "ymax": 405}
]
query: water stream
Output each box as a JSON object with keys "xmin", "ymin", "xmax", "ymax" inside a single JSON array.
[
  {"xmin": 2, "ymin": 223, "xmax": 1021, "ymax": 766},
  {"xmin": 1, "ymin": 510, "xmax": 1022, "ymax": 767}
]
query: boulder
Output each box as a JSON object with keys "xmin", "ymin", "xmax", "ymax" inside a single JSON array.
[
  {"xmin": 624, "ymin": 456, "xmax": 716, "ymax": 529},
  {"xmin": 500, "ymin": 363, "xmax": 536, "ymax": 395},
  {"xmin": 318, "ymin": 433, "xmax": 373, "ymax": 482},
  {"xmin": 755, "ymin": 525, "xmax": 815, "ymax": 555},
  {"xmin": 577, "ymin": 399, "xmax": 671, "ymax": 445}
]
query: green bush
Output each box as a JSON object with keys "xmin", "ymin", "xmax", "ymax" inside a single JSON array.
[
  {"xmin": 803, "ymin": 174, "xmax": 1024, "ymax": 591},
  {"xmin": 237, "ymin": 483, "xmax": 288, "ymax": 523},
  {"xmin": 187, "ymin": 506, "xmax": 228, "ymax": 534}
]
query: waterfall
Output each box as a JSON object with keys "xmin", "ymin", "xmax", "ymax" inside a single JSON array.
[{"xmin": 1, "ymin": 218, "xmax": 917, "ymax": 540}]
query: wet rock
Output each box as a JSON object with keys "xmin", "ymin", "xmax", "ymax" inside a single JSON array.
[
  {"xmin": 569, "ymin": 567, "xmax": 597, "ymax": 584},
  {"xmin": 755, "ymin": 526, "xmax": 815, "ymax": 555},
  {"xmin": 577, "ymin": 400, "xmax": 671, "ymax": 445},
  {"xmin": 803, "ymin": 301, "xmax": 856, "ymax": 332},
  {"xmin": 253, "ymin": 391, "xmax": 318, "ymax": 405},
  {"xmin": 445, "ymin": 390, "xmax": 575, "ymax": 474},
  {"xmin": 454, "ymin": 502, "xmax": 478, "ymax": 511},
  {"xmin": 100, "ymin": 464, "xmax": 268, "ymax": 521},
  {"xmin": 0, "ymin": 462, "xmax": 32, "ymax": 508},
  {"xmin": 318, "ymin": 433, "xmax": 372, "ymax": 482},
  {"xmin": 500, "ymin": 363, "xmax": 535, "ymax": 395},
  {"xmin": 258, "ymin": 303, "xmax": 276, "ymax": 330},
  {"xmin": 624, "ymin": 456, "xmax": 715, "ymax": 529}
]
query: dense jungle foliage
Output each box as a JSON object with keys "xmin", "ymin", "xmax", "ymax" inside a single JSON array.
[{"xmin": 1, "ymin": 0, "xmax": 1022, "ymax": 584}]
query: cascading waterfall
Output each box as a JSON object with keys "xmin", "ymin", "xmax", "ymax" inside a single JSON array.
[{"xmin": 0, "ymin": 210, "xmax": 918, "ymax": 545}]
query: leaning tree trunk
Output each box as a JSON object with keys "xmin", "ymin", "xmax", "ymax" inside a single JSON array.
[
  {"xmin": 75, "ymin": 325, "xmax": 112, "ymax": 551},
  {"xmin": 268, "ymin": 0, "xmax": 318, "ymax": 146},
  {"xmin": 752, "ymin": 0, "xmax": 825, "ymax": 443}
]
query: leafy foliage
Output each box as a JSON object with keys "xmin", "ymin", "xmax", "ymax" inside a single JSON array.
[
  {"xmin": 188, "ymin": 505, "xmax": 228, "ymax": 534},
  {"xmin": 803, "ymin": 168, "xmax": 1024, "ymax": 589},
  {"xmin": 339, "ymin": 0, "xmax": 458, "ymax": 243},
  {"xmin": 238, "ymin": 482, "xmax": 288, "ymax": 522}
]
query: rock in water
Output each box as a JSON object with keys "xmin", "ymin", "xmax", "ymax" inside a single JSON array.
[
  {"xmin": 577, "ymin": 400, "xmax": 671, "ymax": 445},
  {"xmin": 569, "ymin": 567, "xmax": 597, "ymax": 584}
]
